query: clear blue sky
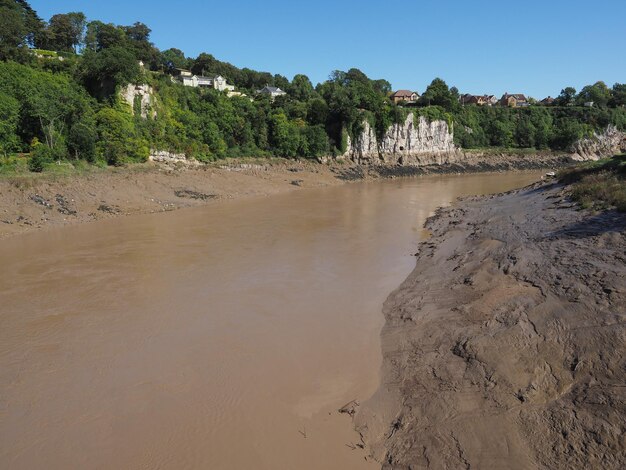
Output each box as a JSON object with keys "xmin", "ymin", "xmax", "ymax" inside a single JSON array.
[{"xmin": 30, "ymin": 0, "xmax": 625, "ymax": 98}]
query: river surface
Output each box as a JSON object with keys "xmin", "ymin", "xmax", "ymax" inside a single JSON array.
[{"xmin": 0, "ymin": 171, "xmax": 543, "ymax": 469}]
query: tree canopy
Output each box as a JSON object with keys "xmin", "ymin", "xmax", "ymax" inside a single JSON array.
[{"xmin": 1, "ymin": 0, "xmax": 625, "ymax": 172}]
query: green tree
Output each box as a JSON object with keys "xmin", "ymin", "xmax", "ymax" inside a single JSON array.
[
  {"xmin": 44, "ymin": 12, "xmax": 86, "ymax": 52},
  {"xmin": 289, "ymin": 74, "xmax": 314, "ymax": 101},
  {"xmin": 96, "ymin": 106, "xmax": 148, "ymax": 164},
  {"xmin": 419, "ymin": 78, "xmax": 459, "ymax": 112},
  {"xmin": 301, "ymin": 124, "xmax": 329, "ymax": 157},
  {"xmin": 79, "ymin": 47, "xmax": 140, "ymax": 99},
  {"xmin": 28, "ymin": 141, "xmax": 53, "ymax": 171},
  {"xmin": 84, "ymin": 21, "xmax": 126, "ymax": 51},
  {"xmin": 123, "ymin": 22, "xmax": 159, "ymax": 66},
  {"xmin": 269, "ymin": 112, "xmax": 300, "ymax": 157},
  {"xmin": 486, "ymin": 115, "xmax": 514, "ymax": 147},
  {"xmin": 306, "ymin": 98, "xmax": 329, "ymax": 125},
  {"xmin": 68, "ymin": 118, "xmax": 96, "ymax": 160},
  {"xmin": 610, "ymin": 83, "xmax": 626, "ymax": 107},
  {"xmin": 0, "ymin": 0, "xmax": 44, "ymax": 61},
  {"xmin": 576, "ymin": 81, "xmax": 611, "ymax": 108},
  {"xmin": 273, "ymin": 74, "xmax": 290, "ymax": 91},
  {"xmin": 0, "ymin": 92, "xmax": 20, "ymax": 155},
  {"xmin": 551, "ymin": 118, "xmax": 585, "ymax": 150},
  {"xmin": 514, "ymin": 116, "xmax": 536, "ymax": 148},
  {"xmin": 555, "ymin": 87, "xmax": 576, "ymax": 106},
  {"xmin": 160, "ymin": 48, "xmax": 188, "ymax": 72}
]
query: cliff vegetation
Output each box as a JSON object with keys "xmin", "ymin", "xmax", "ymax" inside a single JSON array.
[{"xmin": 1, "ymin": 0, "xmax": 625, "ymax": 174}]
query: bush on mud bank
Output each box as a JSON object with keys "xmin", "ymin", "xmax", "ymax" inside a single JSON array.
[{"xmin": 560, "ymin": 154, "xmax": 626, "ymax": 211}]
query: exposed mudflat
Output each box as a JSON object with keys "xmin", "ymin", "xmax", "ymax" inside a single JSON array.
[
  {"xmin": 0, "ymin": 171, "xmax": 545, "ymax": 469},
  {"xmin": 0, "ymin": 153, "xmax": 569, "ymax": 239},
  {"xmin": 355, "ymin": 182, "xmax": 626, "ymax": 469}
]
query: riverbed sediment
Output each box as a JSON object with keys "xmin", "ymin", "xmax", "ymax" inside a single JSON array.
[
  {"xmin": 0, "ymin": 152, "xmax": 570, "ymax": 239},
  {"xmin": 355, "ymin": 181, "xmax": 626, "ymax": 468}
]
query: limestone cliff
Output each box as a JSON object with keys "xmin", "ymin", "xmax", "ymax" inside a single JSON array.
[
  {"xmin": 570, "ymin": 125, "xmax": 626, "ymax": 161},
  {"xmin": 343, "ymin": 114, "xmax": 460, "ymax": 165},
  {"xmin": 121, "ymin": 84, "xmax": 156, "ymax": 119}
]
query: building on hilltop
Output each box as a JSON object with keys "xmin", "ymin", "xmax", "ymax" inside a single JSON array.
[
  {"xmin": 391, "ymin": 90, "xmax": 419, "ymax": 104},
  {"xmin": 460, "ymin": 94, "xmax": 497, "ymax": 106},
  {"xmin": 500, "ymin": 93, "xmax": 530, "ymax": 107},
  {"xmin": 540, "ymin": 96, "xmax": 555, "ymax": 106},
  {"xmin": 171, "ymin": 69, "xmax": 235, "ymax": 92},
  {"xmin": 257, "ymin": 86, "xmax": 287, "ymax": 99}
]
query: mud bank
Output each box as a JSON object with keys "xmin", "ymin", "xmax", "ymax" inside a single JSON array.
[
  {"xmin": 355, "ymin": 182, "xmax": 626, "ymax": 469},
  {"xmin": 0, "ymin": 153, "xmax": 570, "ymax": 239}
]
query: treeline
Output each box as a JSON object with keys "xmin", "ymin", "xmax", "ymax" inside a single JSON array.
[
  {"xmin": 454, "ymin": 106, "xmax": 626, "ymax": 150},
  {"xmin": 0, "ymin": 0, "xmax": 625, "ymax": 172}
]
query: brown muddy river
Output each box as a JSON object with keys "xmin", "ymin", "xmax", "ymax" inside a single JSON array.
[{"xmin": 0, "ymin": 171, "xmax": 543, "ymax": 469}]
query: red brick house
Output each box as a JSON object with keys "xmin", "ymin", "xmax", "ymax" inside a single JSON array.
[
  {"xmin": 500, "ymin": 93, "xmax": 530, "ymax": 107},
  {"xmin": 391, "ymin": 90, "xmax": 419, "ymax": 104}
]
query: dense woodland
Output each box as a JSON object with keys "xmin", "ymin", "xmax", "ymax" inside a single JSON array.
[{"xmin": 1, "ymin": 0, "xmax": 625, "ymax": 172}]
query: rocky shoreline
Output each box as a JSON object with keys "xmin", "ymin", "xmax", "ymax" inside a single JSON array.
[
  {"xmin": 0, "ymin": 153, "xmax": 571, "ymax": 239},
  {"xmin": 354, "ymin": 181, "xmax": 626, "ymax": 469}
]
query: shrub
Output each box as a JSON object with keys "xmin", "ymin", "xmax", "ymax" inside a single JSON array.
[{"xmin": 28, "ymin": 144, "xmax": 54, "ymax": 172}]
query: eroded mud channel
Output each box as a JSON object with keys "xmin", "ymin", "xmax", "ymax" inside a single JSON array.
[{"xmin": 0, "ymin": 171, "xmax": 543, "ymax": 469}]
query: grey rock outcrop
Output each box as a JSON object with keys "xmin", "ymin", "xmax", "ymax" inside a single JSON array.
[
  {"xmin": 149, "ymin": 150, "xmax": 198, "ymax": 166},
  {"xmin": 121, "ymin": 84, "xmax": 156, "ymax": 119},
  {"xmin": 343, "ymin": 114, "xmax": 460, "ymax": 165},
  {"xmin": 570, "ymin": 125, "xmax": 626, "ymax": 161}
]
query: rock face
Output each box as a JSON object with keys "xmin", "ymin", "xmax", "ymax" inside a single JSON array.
[
  {"xmin": 149, "ymin": 150, "xmax": 192, "ymax": 164},
  {"xmin": 121, "ymin": 84, "xmax": 156, "ymax": 119},
  {"xmin": 570, "ymin": 125, "xmax": 626, "ymax": 161},
  {"xmin": 343, "ymin": 114, "xmax": 460, "ymax": 165}
]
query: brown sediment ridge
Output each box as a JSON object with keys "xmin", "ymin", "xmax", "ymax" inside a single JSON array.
[
  {"xmin": 0, "ymin": 152, "xmax": 570, "ymax": 239},
  {"xmin": 354, "ymin": 181, "xmax": 626, "ymax": 468}
]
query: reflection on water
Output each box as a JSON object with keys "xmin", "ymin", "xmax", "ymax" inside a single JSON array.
[{"xmin": 0, "ymin": 172, "xmax": 543, "ymax": 469}]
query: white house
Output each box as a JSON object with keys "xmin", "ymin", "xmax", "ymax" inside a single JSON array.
[
  {"xmin": 257, "ymin": 86, "xmax": 287, "ymax": 98},
  {"xmin": 173, "ymin": 69, "xmax": 235, "ymax": 92}
]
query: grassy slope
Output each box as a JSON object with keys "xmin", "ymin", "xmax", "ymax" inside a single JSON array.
[{"xmin": 559, "ymin": 154, "xmax": 626, "ymax": 211}]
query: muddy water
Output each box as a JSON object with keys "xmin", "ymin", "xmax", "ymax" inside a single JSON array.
[{"xmin": 0, "ymin": 171, "xmax": 543, "ymax": 469}]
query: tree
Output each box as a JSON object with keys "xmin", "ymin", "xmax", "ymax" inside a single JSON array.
[
  {"xmin": 273, "ymin": 74, "xmax": 290, "ymax": 91},
  {"xmin": 123, "ymin": 22, "xmax": 159, "ymax": 66},
  {"xmin": 0, "ymin": 0, "xmax": 44, "ymax": 61},
  {"xmin": 551, "ymin": 118, "xmax": 585, "ymax": 150},
  {"xmin": 0, "ymin": 61, "xmax": 91, "ymax": 154},
  {"xmin": 0, "ymin": 92, "xmax": 20, "ymax": 154},
  {"xmin": 289, "ymin": 74, "xmax": 314, "ymax": 101},
  {"xmin": 576, "ymin": 81, "xmax": 611, "ymax": 108},
  {"xmin": 486, "ymin": 114, "xmax": 514, "ymax": 147},
  {"xmin": 84, "ymin": 21, "xmax": 126, "ymax": 51},
  {"xmin": 269, "ymin": 112, "xmax": 300, "ymax": 157},
  {"xmin": 95, "ymin": 106, "xmax": 148, "ymax": 164},
  {"xmin": 610, "ymin": 83, "xmax": 626, "ymax": 107},
  {"xmin": 555, "ymin": 87, "xmax": 576, "ymax": 106},
  {"xmin": 124, "ymin": 22, "xmax": 150, "ymax": 42},
  {"xmin": 301, "ymin": 124, "xmax": 329, "ymax": 157},
  {"xmin": 160, "ymin": 48, "xmax": 188, "ymax": 72},
  {"xmin": 68, "ymin": 118, "xmax": 96, "ymax": 160},
  {"xmin": 419, "ymin": 78, "xmax": 459, "ymax": 112},
  {"xmin": 79, "ymin": 47, "xmax": 141, "ymax": 99},
  {"xmin": 45, "ymin": 12, "xmax": 86, "ymax": 52},
  {"xmin": 514, "ymin": 116, "xmax": 536, "ymax": 148},
  {"xmin": 306, "ymin": 98, "xmax": 329, "ymax": 125},
  {"xmin": 191, "ymin": 52, "xmax": 217, "ymax": 76}
]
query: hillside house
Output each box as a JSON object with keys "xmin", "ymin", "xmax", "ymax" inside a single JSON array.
[
  {"xmin": 172, "ymin": 69, "xmax": 235, "ymax": 92},
  {"xmin": 500, "ymin": 93, "xmax": 530, "ymax": 107},
  {"xmin": 257, "ymin": 86, "xmax": 287, "ymax": 98},
  {"xmin": 540, "ymin": 96, "xmax": 555, "ymax": 106},
  {"xmin": 391, "ymin": 90, "xmax": 419, "ymax": 104},
  {"xmin": 460, "ymin": 94, "xmax": 497, "ymax": 106}
]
